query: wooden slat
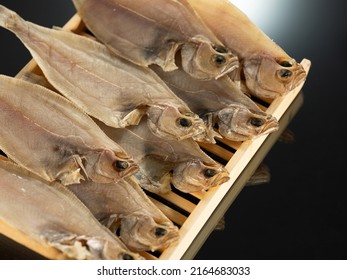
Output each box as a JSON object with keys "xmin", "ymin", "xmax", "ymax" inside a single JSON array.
[
  {"xmin": 158, "ymin": 192, "xmax": 196, "ymax": 213},
  {"xmin": 216, "ymin": 137, "xmax": 242, "ymax": 150},
  {"xmin": 148, "ymin": 198, "xmax": 188, "ymax": 226},
  {"xmin": 198, "ymin": 142, "xmax": 234, "ymax": 161}
]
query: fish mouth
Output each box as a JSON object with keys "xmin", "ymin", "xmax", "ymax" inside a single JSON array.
[
  {"xmin": 260, "ymin": 116, "xmax": 280, "ymax": 135},
  {"xmin": 203, "ymin": 168, "xmax": 230, "ymax": 191},
  {"xmin": 215, "ymin": 56, "xmax": 239, "ymax": 79},
  {"xmin": 289, "ymin": 65, "xmax": 307, "ymax": 91}
]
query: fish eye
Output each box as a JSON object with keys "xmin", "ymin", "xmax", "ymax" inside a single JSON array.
[
  {"xmin": 250, "ymin": 117, "xmax": 265, "ymax": 127},
  {"xmin": 155, "ymin": 227, "xmax": 167, "ymax": 237},
  {"xmin": 113, "ymin": 160, "xmax": 129, "ymax": 170},
  {"xmin": 204, "ymin": 169, "xmax": 217, "ymax": 178},
  {"xmin": 213, "ymin": 45, "xmax": 229, "ymax": 54},
  {"xmin": 121, "ymin": 253, "xmax": 134, "ymax": 260},
  {"xmin": 278, "ymin": 69, "xmax": 293, "ymax": 78},
  {"xmin": 279, "ymin": 60, "xmax": 293, "ymax": 67},
  {"xmin": 177, "ymin": 117, "xmax": 192, "ymax": 127},
  {"xmin": 212, "ymin": 54, "xmax": 227, "ymax": 65}
]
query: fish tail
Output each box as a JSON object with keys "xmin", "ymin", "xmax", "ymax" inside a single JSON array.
[{"xmin": 0, "ymin": 5, "xmax": 26, "ymax": 32}]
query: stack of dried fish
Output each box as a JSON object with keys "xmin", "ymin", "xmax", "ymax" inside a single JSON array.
[
  {"xmin": 0, "ymin": 159, "xmax": 144, "ymax": 260},
  {"xmin": 187, "ymin": 0, "xmax": 307, "ymax": 99},
  {"xmin": 0, "ymin": 0, "xmax": 307, "ymax": 259}
]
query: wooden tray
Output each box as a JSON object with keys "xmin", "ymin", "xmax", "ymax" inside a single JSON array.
[{"xmin": 0, "ymin": 14, "xmax": 311, "ymax": 260}]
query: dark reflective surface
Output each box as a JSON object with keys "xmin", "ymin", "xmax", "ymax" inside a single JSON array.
[{"xmin": 0, "ymin": 0, "xmax": 346, "ymax": 260}]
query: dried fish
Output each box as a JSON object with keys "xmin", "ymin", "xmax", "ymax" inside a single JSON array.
[
  {"xmin": 0, "ymin": 75, "xmax": 137, "ymax": 185},
  {"xmin": 0, "ymin": 5, "xmax": 207, "ymax": 142},
  {"xmin": 68, "ymin": 177, "xmax": 179, "ymax": 252},
  {"xmin": 151, "ymin": 64, "xmax": 279, "ymax": 141},
  {"xmin": 188, "ymin": 0, "xmax": 307, "ymax": 99},
  {"xmin": 98, "ymin": 118, "xmax": 230, "ymax": 193},
  {"xmin": 0, "ymin": 160, "xmax": 143, "ymax": 260},
  {"xmin": 72, "ymin": 0, "xmax": 239, "ymax": 80}
]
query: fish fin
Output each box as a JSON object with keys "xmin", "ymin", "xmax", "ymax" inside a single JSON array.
[
  {"xmin": 135, "ymin": 171, "xmax": 172, "ymax": 194},
  {"xmin": 152, "ymin": 41, "xmax": 181, "ymax": 72},
  {"xmin": 112, "ymin": 108, "xmax": 147, "ymax": 128},
  {"xmin": 104, "ymin": 214, "xmax": 122, "ymax": 234},
  {"xmin": 228, "ymin": 66, "xmax": 242, "ymax": 87},
  {"xmin": 58, "ymin": 168, "xmax": 84, "ymax": 185},
  {"xmin": 193, "ymin": 113, "xmax": 221, "ymax": 143},
  {"xmin": 43, "ymin": 231, "xmax": 93, "ymax": 260},
  {"xmin": 73, "ymin": 154, "xmax": 89, "ymax": 180},
  {"xmin": 56, "ymin": 157, "xmax": 85, "ymax": 185}
]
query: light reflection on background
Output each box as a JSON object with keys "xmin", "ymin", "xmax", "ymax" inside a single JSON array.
[{"xmin": 228, "ymin": 0, "xmax": 293, "ymax": 35}]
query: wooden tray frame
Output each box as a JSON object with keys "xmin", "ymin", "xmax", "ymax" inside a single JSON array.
[{"xmin": 0, "ymin": 14, "xmax": 311, "ymax": 260}]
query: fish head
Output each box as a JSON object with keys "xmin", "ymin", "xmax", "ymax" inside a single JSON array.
[
  {"xmin": 217, "ymin": 104, "xmax": 279, "ymax": 141},
  {"xmin": 85, "ymin": 149, "xmax": 138, "ymax": 183},
  {"xmin": 172, "ymin": 160, "xmax": 230, "ymax": 193},
  {"xmin": 147, "ymin": 105, "xmax": 206, "ymax": 141},
  {"xmin": 243, "ymin": 56, "xmax": 306, "ymax": 99},
  {"xmin": 119, "ymin": 214, "xmax": 179, "ymax": 252},
  {"xmin": 180, "ymin": 35, "xmax": 239, "ymax": 80}
]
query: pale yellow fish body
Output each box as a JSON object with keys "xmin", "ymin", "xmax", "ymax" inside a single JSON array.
[
  {"xmin": 188, "ymin": 0, "xmax": 307, "ymax": 99},
  {"xmin": 0, "ymin": 4, "xmax": 206, "ymax": 141},
  {"xmin": 68, "ymin": 177, "xmax": 179, "ymax": 252},
  {"xmin": 72, "ymin": 0, "xmax": 239, "ymax": 80},
  {"xmin": 98, "ymin": 118, "xmax": 230, "ymax": 194},
  {"xmin": 0, "ymin": 160, "xmax": 143, "ymax": 260},
  {"xmin": 0, "ymin": 75, "xmax": 137, "ymax": 185}
]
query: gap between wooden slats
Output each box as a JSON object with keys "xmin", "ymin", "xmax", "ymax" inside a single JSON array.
[{"xmin": 148, "ymin": 198, "xmax": 187, "ymax": 226}]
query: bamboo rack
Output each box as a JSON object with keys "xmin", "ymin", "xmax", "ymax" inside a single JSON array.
[{"xmin": 0, "ymin": 14, "xmax": 311, "ymax": 260}]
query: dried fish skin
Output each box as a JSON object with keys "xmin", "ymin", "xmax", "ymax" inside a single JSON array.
[
  {"xmin": 151, "ymin": 65, "xmax": 279, "ymax": 141},
  {"xmin": 0, "ymin": 160, "xmax": 143, "ymax": 260},
  {"xmin": 68, "ymin": 177, "xmax": 179, "ymax": 252},
  {"xmin": 188, "ymin": 0, "xmax": 307, "ymax": 99},
  {"xmin": 0, "ymin": 75, "xmax": 137, "ymax": 185},
  {"xmin": 0, "ymin": 5, "xmax": 206, "ymax": 141},
  {"xmin": 72, "ymin": 0, "xmax": 238, "ymax": 80},
  {"xmin": 98, "ymin": 118, "xmax": 230, "ymax": 193}
]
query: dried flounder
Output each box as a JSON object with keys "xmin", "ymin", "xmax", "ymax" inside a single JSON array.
[
  {"xmin": 0, "ymin": 75, "xmax": 137, "ymax": 185},
  {"xmin": 0, "ymin": 160, "xmax": 143, "ymax": 260},
  {"xmin": 0, "ymin": 4, "xmax": 207, "ymax": 141},
  {"xmin": 98, "ymin": 118, "xmax": 230, "ymax": 193},
  {"xmin": 72, "ymin": 0, "xmax": 238, "ymax": 80},
  {"xmin": 188, "ymin": 0, "xmax": 307, "ymax": 99},
  {"xmin": 151, "ymin": 64, "xmax": 279, "ymax": 141},
  {"xmin": 68, "ymin": 177, "xmax": 179, "ymax": 252}
]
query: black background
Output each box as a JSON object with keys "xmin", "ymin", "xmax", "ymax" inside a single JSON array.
[{"xmin": 0, "ymin": 0, "xmax": 346, "ymax": 260}]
